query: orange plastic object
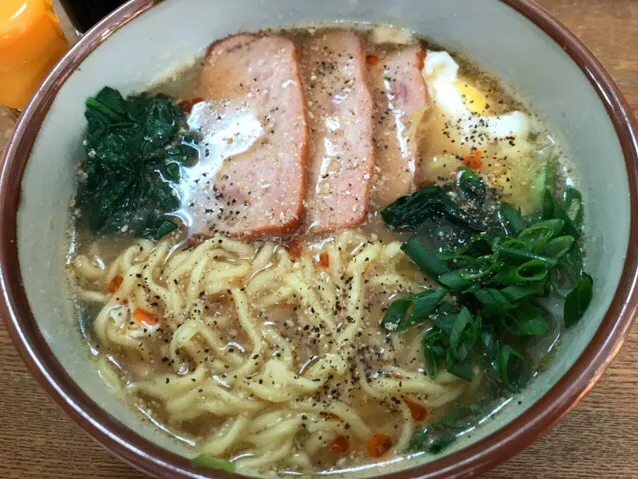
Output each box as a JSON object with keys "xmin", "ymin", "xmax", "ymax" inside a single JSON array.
[{"xmin": 0, "ymin": 0, "xmax": 69, "ymax": 109}]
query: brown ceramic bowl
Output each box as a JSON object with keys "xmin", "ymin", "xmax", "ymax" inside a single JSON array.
[{"xmin": 1, "ymin": 0, "xmax": 637, "ymax": 477}]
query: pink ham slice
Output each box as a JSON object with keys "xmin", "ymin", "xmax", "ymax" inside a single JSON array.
[
  {"xmin": 192, "ymin": 34, "xmax": 309, "ymax": 237},
  {"xmin": 300, "ymin": 31, "xmax": 375, "ymax": 234},
  {"xmin": 368, "ymin": 45, "xmax": 427, "ymax": 209}
]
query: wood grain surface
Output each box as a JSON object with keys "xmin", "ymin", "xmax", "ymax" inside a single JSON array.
[{"xmin": 1, "ymin": 1, "xmax": 637, "ymax": 478}]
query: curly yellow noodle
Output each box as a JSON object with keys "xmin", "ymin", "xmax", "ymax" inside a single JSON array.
[
  {"xmin": 72, "ymin": 254, "xmax": 104, "ymax": 280},
  {"xmin": 201, "ymin": 415, "xmax": 251, "ymax": 457},
  {"xmin": 72, "ymin": 231, "xmax": 475, "ymax": 474}
]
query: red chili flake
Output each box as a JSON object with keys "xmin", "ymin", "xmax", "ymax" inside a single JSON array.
[
  {"xmin": 132, "ymin": 308, "xmax": 158, "ymax": 326},
  {"xmin": 404, "ymin": 397, "xmax": 429, "ymax": 422},
  {"xmin": 329, "ymin": 435, "xmax": 350, "ymax": 455},
  {"xmin": 321, "ymin": 412, "xmax": 341, "ymax": 421},
  {"xmin": 285, "ymin": 237, "xmax": 303, "ymax": 259},
  {"xmin": 318, "ymin": 252, "xmax": 330, "ymax": 268},
  {"xmin": 463, "ymin": 149, "xmax": 484, "ymax": 171},
  {"xmin": 108, "ymin": 276, "xmax": 123, "ymax": 293},
  {"xmin": 366, "ymin": 434, "xmax": 393, "ymax": 458}
]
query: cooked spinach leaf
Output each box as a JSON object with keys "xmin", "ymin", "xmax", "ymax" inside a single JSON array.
[{"xmin": 77, "ymin": 87, "xmax": 199, "ymax": 240}]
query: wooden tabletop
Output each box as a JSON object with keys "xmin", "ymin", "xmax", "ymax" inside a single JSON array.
[{"xmin": 1, "ymin": 1, "xmax": 637, "ymax": 478}]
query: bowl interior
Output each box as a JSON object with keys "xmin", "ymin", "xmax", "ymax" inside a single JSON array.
[{"xmin": 14, "ymin": 0, "xmax": 630, "ymax": 477}]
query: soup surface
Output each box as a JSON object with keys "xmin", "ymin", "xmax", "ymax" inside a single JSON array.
[{"xmin": 67, "ymin": 24, "xmax": 590, "ymax": 477}]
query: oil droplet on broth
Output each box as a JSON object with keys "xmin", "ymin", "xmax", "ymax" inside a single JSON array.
[{"xmin": 173, "ymin": 101, "xmax": 264, "ymax": 233}]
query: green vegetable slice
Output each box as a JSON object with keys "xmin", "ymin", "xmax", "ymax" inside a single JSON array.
[
  {"xmin": 541, "ymin": 189, "xmax": 580, "ymax": 237},
  {"xmin": 495, "ymin": 242, "xmax": 557, "ymax": 266},
  {"xmin": 563, "ymin": 187, "xmax": 584, "ymax": 231},
  {"xmin": 551, "ymin": 243, "xmax": 584, "ymax": 298},
  {"xmin": 422, "ymin": 329, "xmax": 447, "ymax": 378},
  {"xmin": 499, "ymin": 345, "xmax": 530, "ymax": 392},
  {"xmin": 502, "ymin": 302, "xmax": 552, "ymax": 336},
  {"xmin": 564, "ymin": 273, "xmax": 593, "ymax": 328},
  {"xmin": 379, "ymin": 168, "xmax": 593, "ymax": 454},
  {"xmin": 542, "ymin": 236, "xmax": 575, "ymax": 260},
  {"xmin": 381, "ymin": 289, "xmax": 447, "ymax": 332},
  {"xmin": 401, "ymin": 236, "xmax": 450, "ymax": 278},
  {"xmin": 499, "ymin": 202, "xmax": 525, "ymax": 236},
  {"xmin": 490, "ymin": 259, "xmax": 551, "ymax": 286},
  {"xmin": 191, "ymin": 454, "xmax": 236, "ymax": 472}
]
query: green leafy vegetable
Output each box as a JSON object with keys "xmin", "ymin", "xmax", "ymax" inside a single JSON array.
[
  {"xmin": 490, "ymin": 260, "xmax": 551, "ymax": 286},
  {"xmin": 542, "ymin": 236, "xmax": 575, "ymax": 259},
  {"xmin": 381, "ymin": 185, "xmax": 473, "ymax": 231},
  {"xmin": 541, "ymin": 190, "xmax": 580, "ymax": 237},
  {"xmin": 422, "ymin": 329, "xmax": 447, "ymax": 378},
  {"xmin": 564, "ymin": 187, "xmax": 584, "ymax": 231},
  {"xmin": 77, "ymin": 87, "xmax": 199, "ymax": 239},
  {"xmin": 564, "ymin": 273, "xmax": 593, "ymax": 328},
  {"xmin": 401, "ymin": 236, "xmax": 450, "ymax": 278},
  {"xmin": 381, "ymin": 288, "xmax": 447, "ymax": 332},
  {"xmin": 551, "ymin": 243, "xmax": 584, "ymax": 298},
  {"xmin": 380, "ymin": 161, "xmax": 593, "ymax": 453},
  {"xmin": 448, "ymin": 308, "xmax": 480, "ymax": 362},
  {"xmin": 191, "ymin": 454, "xmax": 236, "ymax": 472},
  {"xmin": 499, "ymin": 344, "xmax": 531, "ymax": 392},
  {"xmin": 502, "ymin": 302, "xmax": 552, "ymax": 337},
  {"xmin": 499, "ymin": 202, "xmax": 525, "ymax": 236}
]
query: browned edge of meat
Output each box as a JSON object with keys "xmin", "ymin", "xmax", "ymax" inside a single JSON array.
[{"xmin": 196, "ymin": 34, "xmax": 309, "ymax": 239}]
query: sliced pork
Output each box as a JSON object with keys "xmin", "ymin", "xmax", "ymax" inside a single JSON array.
[
  {"xmin": 300, "ymin": 30, "xmax": 375, "ymax": 234},
  {"xmin": 368, "ymin": 45, "xmax": 427, "ymax": 209},
  {"xmin": 188, "ymin": 34, "xmax": 309, "ymax": 237}
]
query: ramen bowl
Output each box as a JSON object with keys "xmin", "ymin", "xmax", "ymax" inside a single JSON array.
[{"xmin": 1, "ymin": 0, "xmax": 637, "ymax": 477}]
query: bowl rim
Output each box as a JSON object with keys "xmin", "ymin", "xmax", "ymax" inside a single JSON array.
[{"xmin": 1, "ymin": 0, "xmax": 637, "ymax": 477}]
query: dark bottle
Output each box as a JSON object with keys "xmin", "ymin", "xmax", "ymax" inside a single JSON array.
[{"xmin": 59, "ymin": 0, "xmax": 128, "ymax": 34}]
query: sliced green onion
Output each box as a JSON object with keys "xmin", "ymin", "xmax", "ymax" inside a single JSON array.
[
  {"xmin": 446, "ymin": 356, "xmax": 473, "ymax": 381},
  {"xmin": 192, "ymin": 454, "xmax": 236, "ymax": 472},
  {"xmin": 491, "ymin": 259, "xmax": 551, "ymax": 286},
  {"xmin": 438, "ymin": 271, "xmax": 473, "ymax": 291},
  {"xmin": 499, "ymin": 202, "xmax": 525, "ymax": 236},
  {"xmin": 564, "ymin": 273, "xmax": 593, "ymax": 328},
  {"xmin": 473, "ymin": 288, "xmax": 512, "ymax": 315},
  {"xmin": 381, "ymin": 289, "xmax": 447, "ymax": 332},
  {"xmin": 496, "ymin": 242, "xmax": 557, "ymax": 266},
  {"xmin": 542, "ymin": 189, "xmax": 580, "ymax": 237},
  {"xmin": 401, "ymin": 236, "xmax": 450, "ymax": 278},
  {"xmin": 550, "ymin": 243, "xmax": 584, "ymax": 298},
  {"xmin": 502, "ymin": 302, "xmax": 552, "ymax": 336},
  {"xmin": 501, "ymin": 282, "xmax": 547, "ymax": 301},
  {"xmin": 499, "ymin": 345, "xmax": 530, "ymax": 392},
  {"xmin": 564, "ymin": 187, "xmax": 584, "ymax": 231},
  {"xmin": 422, "ymin": 329, "xmax": 446, "ymax": 378},
  {"xmin": 542, "ymin": 235, "xmax": 575, "ymax": 260}
]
